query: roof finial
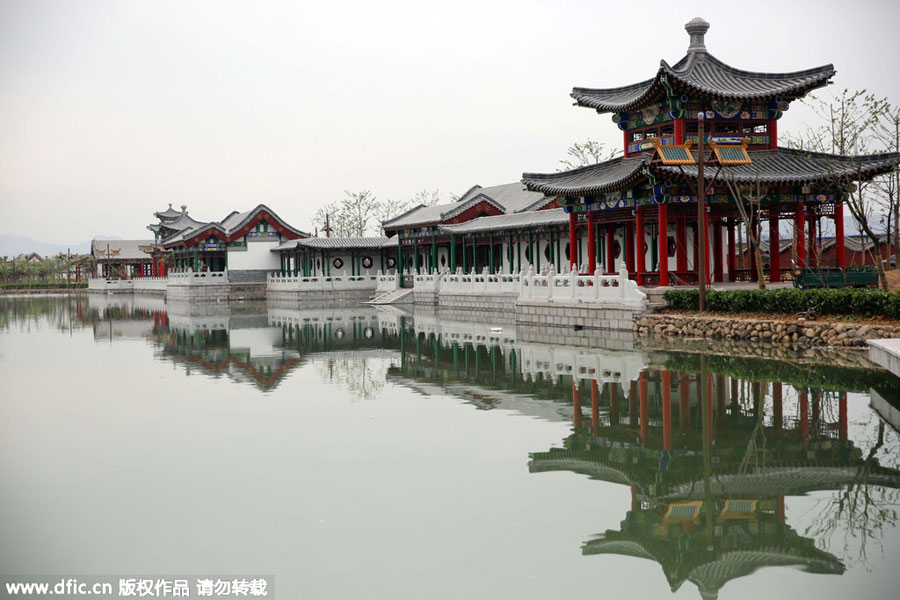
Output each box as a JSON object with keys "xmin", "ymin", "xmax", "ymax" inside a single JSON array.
[
  {"xmin": 181, "ymin": 204, "xmax": 187, "ymax": 214},
  {"xmin": 685, "ymin": 17, "xmax": 710, "ymax": 54}
]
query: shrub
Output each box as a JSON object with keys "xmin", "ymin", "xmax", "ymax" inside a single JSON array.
[{"xmin": 662, "ymin": 287, "xmax": 899, "ymax": 319}]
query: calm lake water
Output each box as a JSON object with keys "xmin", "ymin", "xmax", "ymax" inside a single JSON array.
[{"xmin": 2, "ymin": 293, "xmax": 900, "ymax": 599}]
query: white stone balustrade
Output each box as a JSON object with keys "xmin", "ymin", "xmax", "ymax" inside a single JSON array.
[
  {"xmin": 133, "ymin": 277, "xmax": 168, "ymax": 291},
  {"xmin": 441, "ymin": 267, "xmax": 521, "ymax": 295},
  {"xmin": 413, "ymin": 270, "xmax": 442, "ymax": 293},
  {"xmin": 267, "ymin": 270, "xmax": 377, "ymax": 292},
  {"xmin": 88, "ymin": 278, "xmax": 134, "ymax": 291},
  {"xmin": 518, "ymin": 264, "xmax": 646, "ymax": 307},
  {"xmin": 375, "ymin": 270, "xmax": 399, "ymax": 293},
  {"xmin": 517, "ymin": 342, "xmax": 647, "ymax": 387},
  {"xmin": 168, "ymin": 269, "xmax": 229, "ymax": 285}
]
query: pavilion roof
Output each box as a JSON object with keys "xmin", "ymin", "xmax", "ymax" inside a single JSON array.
[
  {"xmin": 571, "ymin": 18, "xmax": 835, "ymax": 114},
  {"xmin": 584, "ymin": 528, "xmax": 844, "ymax": 597},
  {"xmin": 154, "ymin": 212, "xmax": 208, "ymax": 239},
  {"xmin": 521, "ymin": 155, "xmax": 650, "ymax": 197},
  {"xmin": 438, "ymin": 208, "xmax": 569, "ymax": 234},
  {"xmin": 657, "ymin": 148, "xmax": 900, "ymax": 185},
  {"xmin": 154, "ymin": 203, "xmax": 184, "ymax": 221}
]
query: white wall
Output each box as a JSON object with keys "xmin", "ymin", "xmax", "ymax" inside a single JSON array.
[{"xmin": 228, "ymin": 238, "xmax": 281, "ymax": 271}]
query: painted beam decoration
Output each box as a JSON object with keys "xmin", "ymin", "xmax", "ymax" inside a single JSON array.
[{"xmin": 198, "ymin": 239, "xmax": 226, "ymax": 252}]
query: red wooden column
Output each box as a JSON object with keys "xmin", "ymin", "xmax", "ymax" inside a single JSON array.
[
  {"xmin": 635, "ymin": 206, "xmax": 646, "ymax": 285},
  {"xmin": 606, "ymin": 223, "xmax": 616, "ymax": 274},
  {"xmin": 835, "ymin": 200, "xmax": 846, "ymax": 267},
  {"xmin": 749, "ymin": 217, "xmax": 759, "ymax": 282},
  {"xmin": 726, "ymin": 219, "xmax": 736, "ymax": 281},
  {"xmin": 591, "ymin": 380, "xmax": 600, "ymax": 436},
  {"xmin": 796, "ymin": 203, "xmax": 806, "ymax": 265},
  {"xmin": 679, "ymin": 373, "xmax": 690, "ymax": 434},
  {"xmin": 808, "ymin": 215, "xmax": 817, "ymax": 268},
  {"xmin": 769, "ymin": 210, "xmax": 781, "ymax": 282},
  {"xmin": 713, "ymin": 217, "xmax": 724, "ymax": 282},
  {"xmin": 691, "ymin": 222, "xmax": 699, "ymax": 278},
  {"xmin": 569, "ymin": 213, "xmax": 578, "ymax": 270},
  {"xmin": 658, "ymin": 202, "xmax": 669, "ymax": 286},
  {"xmin": 625, "ymin": 222, "xmax": 636, "ymax": 276},
  {"xmin": 674, "ymin": 118, "xmax": 685, "ymax": 144},
  {"xmin": 676, "ymin": 217, "xmax": 688, "ymax": 275},
  {"xmin": 572, "ymin": 381, "xmax": 581, "ymax": 430},
  {"xmin": 768, "ymin": 119, "xmax": 778, "ymax": 149},
  {"xmin": 587, "ymin": 211, "xmax": 597, "ymax": 274},
  {"xmin": 639, "ymin": 371, "xmax": 649, "ymax": 446},
  {"xmin": 661, "ymin": 370, "xmax": 672, "ymax": 450}
]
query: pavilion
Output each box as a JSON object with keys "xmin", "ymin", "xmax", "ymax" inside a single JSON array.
[{"xmin": 520, "ymin": 17, "xmax": 899, "ymax": 286}]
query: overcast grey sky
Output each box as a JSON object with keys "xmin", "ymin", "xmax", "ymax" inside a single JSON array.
[{"xmin": 1, "ymin": 0, "xmax": 899, "ymax": 242}]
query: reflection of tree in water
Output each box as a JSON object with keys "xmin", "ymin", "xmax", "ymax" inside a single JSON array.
[
  {"xmin": 805, "ymin": 411, "xmax": 900, "ymax": 569},
  {"xmin": 0, "ymin": 294, "xmax": 95, "ymax": 333},
  {"xmin": 316, "ymin": 355, "xmax": 393, "ymax": 401}
]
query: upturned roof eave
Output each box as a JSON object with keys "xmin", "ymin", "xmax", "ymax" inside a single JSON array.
[{"xmin": 572, "ymin": 54, "xmax": 836, "ymax": 114}]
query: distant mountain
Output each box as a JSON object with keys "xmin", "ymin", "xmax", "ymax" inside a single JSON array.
[{"xmin": 0, "ymin": 234, "xmax": 121, "ymax": 258}]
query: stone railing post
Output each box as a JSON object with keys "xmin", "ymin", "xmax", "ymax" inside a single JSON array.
[
  {"xmin": 547, "ymin": 266, "xmax": 556, "ymax": 301},
  {"xmin": 593, "ymin": 263, "xmax": 602, "ymax": 301},
  {"xmin": 569, "ymin": 267, "xmax": 578, "ymax": 302},
  {"xmin": 618, "ymin": 265, "xmax": 628, "ymax": 299}
]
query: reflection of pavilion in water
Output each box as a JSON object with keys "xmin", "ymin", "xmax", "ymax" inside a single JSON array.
[
  {"xmin": 527, "ymin": 370, "xmax": 900, "ymax": 599},
  {"xmin": 383, "ymin": 313, "xmax": 900, "ymax": 598}
]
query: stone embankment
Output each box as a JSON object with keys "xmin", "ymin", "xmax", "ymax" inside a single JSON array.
[{"xmin": 634, "ymin": 313, "xmax": 900, "ymax": 348}]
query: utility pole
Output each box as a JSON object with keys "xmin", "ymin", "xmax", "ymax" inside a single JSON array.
[{"xmin": 698, "ymin": 113, "xmax": 707, "ymax": 312}]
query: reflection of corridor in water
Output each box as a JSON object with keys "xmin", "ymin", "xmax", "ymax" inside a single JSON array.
[
  {"xmin": 67, "ymin": 295, "xmax": 900, "ymax": 597},
  {"xmin": 2, "ymin": 296, "xmax": 898, "ymax": 597}
]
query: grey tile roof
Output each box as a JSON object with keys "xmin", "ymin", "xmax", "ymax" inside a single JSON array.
[
  {"xmin": 381, "ymin": 203, "xmax": 446, "ymax": 229},
  {"xmin": 572, "ymin": 51, "xmax": 834, "ymax": 114},
  {"xmin": 273, "ymin": 237, "xmax": 388, "ymax": 251},
  {"xmin": 161, "ymin": 204, "xmax": 309, "ymax": 247},
  {"xmin": 522, "ymin": 155, "xmax": 651, "ymax": 196},
  {"xmin": 657, "ymin": 148, "xmax": 900, "ymax": 184},
  {"xmin": 154, "ymin": 204, "xmax": 184, "ymax": 221},
  {"xmin": 455, "ymin": 182, "xmax": 546, "ymax": 213},
  {"xmin": 438, "ymin": 208, "xmax": 569, "ymax": 234},
  {"xmin": 158, "ymin": 212, "xmax": 208, "ymax": 237},
  {"xmin": 91, "ymin": 239, "xmax": 155, "ymax": 261},
  {"xmin": 382, "ymin": 182, "xmax": 547, "ymax": 230}
]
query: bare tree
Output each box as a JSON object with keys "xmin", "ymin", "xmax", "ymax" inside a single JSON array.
[
  {"xmin": 871, "ymin": 105, "xmax": 900, "ymax": 269},
  {"xmin": 722, "ymin": 175, "xmax": 767, "ymax": 288},
  {"xmin": 784, "ymin": 89, "xmax": 894, "ymax": 289},
  {"xmin": 411, "ymin": 189, "xmax": 444, "ymax": 206},
  {"xmin": 558, "ymin": 139, "xmax": 621, "ymax": 171}
]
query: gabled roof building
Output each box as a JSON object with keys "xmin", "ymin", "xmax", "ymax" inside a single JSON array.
[{"xmin": 146, "ymin": 204, "xmax": 309, "ymax": 282}]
